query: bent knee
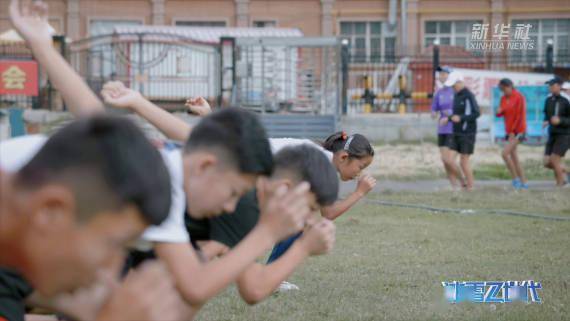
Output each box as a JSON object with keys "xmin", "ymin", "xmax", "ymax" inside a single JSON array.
[{"xmin": 543, "ymin": 158, "xmax": 553, "ymax": 168}]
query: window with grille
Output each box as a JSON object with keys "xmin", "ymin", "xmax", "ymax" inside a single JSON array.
[{"xmin": 340, "ymin": 21, "xmax": 396, "ymax": 63}]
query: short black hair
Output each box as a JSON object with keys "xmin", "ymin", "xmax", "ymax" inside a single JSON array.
[
  {"xmin": 499, "ymin": 78, "xmax": 513, "ymax": 88},
  {"xmin": 273, "ymin": 145, "xmax": 338, "ymax": 206},
  {"xmin": 15, "ymin": 116, "xmax": 171, "ymax": 226},
  {"xmin": 184, "ymin": 108, "xmax": 273, "ymax": 176},
  {"xmin": 323, "ymin": 132, "xmax": 374, "ymax": 159}
]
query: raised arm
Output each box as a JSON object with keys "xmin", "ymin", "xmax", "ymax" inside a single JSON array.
[
  {"xmin": 101, "ymin": 82, "xmax": 213, "ymax": 141},
  {"xmin": 236, "ymin": 218, "xmax": 335, "ymax": 305},
  {"xmin": 9, "ymin": 0, "xmax": 103, "ymax": 116},
  {"xmin": 101, "ymin": 81, "xmax": 191, "ymax": 141}
]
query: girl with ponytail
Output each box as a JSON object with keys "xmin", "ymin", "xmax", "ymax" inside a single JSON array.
[
  {"xmin": 266, "ymin": 131, "xmax": 376, "ymax": 291},
  {"xmin": 267, "ymin": 130, "xmax": 376, "ymax": 221},
  {"xmin": 317, "ymin": 131, "xmax": 376, "ymax": 219}
]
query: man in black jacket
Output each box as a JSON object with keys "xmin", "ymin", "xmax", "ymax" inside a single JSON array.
[
  {"xmin": 440, "ymin": 71, "xmax": 481, "ymax": 190},
  {"xmin": 543, "ymin": 76, "xmax": 570, "ymax": 187}
]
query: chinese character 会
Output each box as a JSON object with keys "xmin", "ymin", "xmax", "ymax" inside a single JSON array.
[{"xmin": 2, "ymin": 66, "xmax": 27, "ymax": 90}]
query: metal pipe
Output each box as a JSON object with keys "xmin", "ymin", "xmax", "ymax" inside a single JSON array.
[
  {"xmin": 546, "ymin": 38, "xmax": 554, "ymax": 74},
  {"xmin": 400, "ymin": 0, "xmax": 407, "ymax": 55},
  {"xmin": 388, "ymin": 0, "xmax": 397, "ymax": 29}
]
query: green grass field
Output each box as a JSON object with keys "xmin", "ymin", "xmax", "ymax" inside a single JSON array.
[{"xmin": 196, "ymin": 188, "xmax": 570, "ymax": 321}]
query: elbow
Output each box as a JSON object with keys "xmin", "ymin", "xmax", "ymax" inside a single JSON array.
[
  {"xmin": 240, "ymin": 288, "xmax": 265, "ymax": 305},
  {"xmin": 179, "ymin": 284, "xmax": 209, "ymax": 307},
  {"xmin": 243, "ymin": 295, "xmax": 263, "ymax": 306},
  {"xmin": 320, "ymin": 208, "xmax": 337, "ymax": 220},
  {"xmin": 238, "ymin": 283, "xmax": 267, "ymax": 305},
  {"xmin": 322, "ymin": 212, "xmax": 336, "ymax": 220}
]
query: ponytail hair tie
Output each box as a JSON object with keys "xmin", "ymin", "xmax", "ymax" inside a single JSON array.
[{"xmin": 344, "ymin": 135, "xmax": 354, "ymax": 151}]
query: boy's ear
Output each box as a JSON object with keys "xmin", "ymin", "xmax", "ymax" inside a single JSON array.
[
  {"xmin": 28, "ymin": 184, "xmax": 76, "ymax": 232},
  {"xmin": 192, "ymin": 152, "xmax": 218, "ymax": 175}
]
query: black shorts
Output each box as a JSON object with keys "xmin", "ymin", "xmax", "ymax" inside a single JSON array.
[
  {"xmin": 450, "ymin": 134, "xmax": 476, "ymax": 155},
  {"xmin": 505, "ymin": 133, "xmax": 526, "ymax": 143},
  {"xmin": 545, "ymin": 135, "xmax": 570, "ymax": 157},
  {"xmin": 438, "ymin": 134, "xmax": 454, "ymax": 148}
]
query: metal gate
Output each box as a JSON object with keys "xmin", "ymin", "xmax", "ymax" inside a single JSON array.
[
  {"xmin": 68, "ymin": 31, "xmax": 220, "ymax": 108},
  {"xmin": 219, "ymin": 37, "xmax": 341, "ymax": 139},
  {"xmin": 67, "ymin": 32, "xmax": 340, "ymax": 139},
  {"xmin": 226, "ymin": 37, "xmax": 342, "ymax": 116}
]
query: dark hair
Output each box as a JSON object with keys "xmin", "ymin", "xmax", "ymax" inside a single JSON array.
[
  {"xmin": 273, "ymin": 145, "xmax": 338, "ymax": 206},
  {"xmin": 322, "ymin": 132, "xmax": 374, "ymax": 159},
  {"xmin": 15, "ymin": 116, "xmax": 171, "ymax": 225},
  {"xmin": 499, "ymin": 78, "xmax": 514, "ymax": 88},
  {"xmin": 184, "ymin": 108, "xmax": 273, "ymax": 176}
]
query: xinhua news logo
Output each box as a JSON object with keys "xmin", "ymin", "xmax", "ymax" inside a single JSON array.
[
  {"xmin": 469, "ymin": 23, "xmax": 535, "ymax": 51},
  {"xmin": 442, "ymin": 280, "xmax": 542, "ymax": 304}
]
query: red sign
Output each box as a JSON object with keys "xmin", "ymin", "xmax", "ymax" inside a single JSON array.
[{"xmin": 0, "ymin": 60, "xmax": 39, "ymax": 96}]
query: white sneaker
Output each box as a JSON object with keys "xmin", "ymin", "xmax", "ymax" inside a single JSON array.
[{"xmin": 276, "ymin": 281, "xmax": 299, "ymax": 293}]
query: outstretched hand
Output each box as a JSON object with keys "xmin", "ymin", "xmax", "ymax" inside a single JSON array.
[
  {"xmin": 101, "ymin": 81, "xmax": 144, "ymax": 109},
  {"xmin": 185, "ymin": 97, "xmax": 212, "ymax": 116},
  {"xmin": 9, "ymin": 0, "xmax": 54, "ymax": 48}
]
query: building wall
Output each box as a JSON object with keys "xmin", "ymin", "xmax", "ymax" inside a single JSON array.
[
  {"xmin": 166, "ymin": 0, "xmax": 235, "ymax": 26},
  {"xmin": 1, "ymin": 0, "xmax": 569, "ymax": 55},
  {"xmin": 79, "ymin": 0, "xmax": 152, "ymax": 36},
  {"xmin": 250, "ymin": 1, "xmax": 322, "ymax": 35}
]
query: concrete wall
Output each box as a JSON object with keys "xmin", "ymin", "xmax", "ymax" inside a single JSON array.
[
  {"xmin": 340, "ymin": 114, "xmax": 439, "ymax": 143},
  {"xmin": 17, "ymin": 109, "xmax": 492, "ymax": 145},
  {"xmin": 343, "ymin": 113, "xmax": 493, "ymax": 144},
  {"xmin": 340, "ymin": 113, "xmax": 492, "ymax": 143}
]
